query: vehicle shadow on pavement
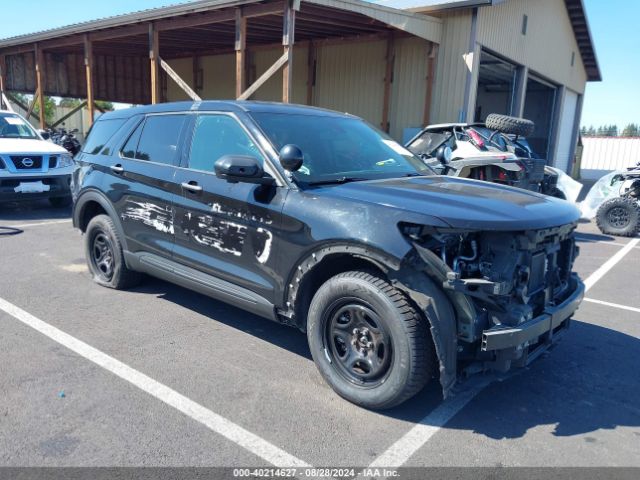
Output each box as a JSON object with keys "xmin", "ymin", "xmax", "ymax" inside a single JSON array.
[
  {"xmin": 0, "ymin": 200, "xmax": 71, "ymax": 221},
  {"xmin": 132, "ymin": 277, "xmax": 314, "ymax": 361},
  {"xmin": 574, "ymin": 231, "xmax": 618, "ymax": 243},
  {"xmin": 443, "ymin": 319, "xmax": 640, "ymax": 439}
]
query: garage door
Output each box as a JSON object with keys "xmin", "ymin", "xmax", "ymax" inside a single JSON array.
[{"xmin": 554, "ymin": 89, "xmax": 579, "ymax": 173}]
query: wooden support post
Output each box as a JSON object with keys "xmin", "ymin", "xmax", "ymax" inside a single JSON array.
[
  {"xmin": 306, "ymin": 40, "xmax": 315, "ymax": 106},
  {"xmin": 237, "ymin": 52, "xmax": 289, "ymax": 101},
  {"xmin": 235, "ymin": 9, "xmax": 247, "ymax": 99},
  {"xmin": 149, "ymin": 24, "xmax": 160, "ymax": 104},
  {"xmin": 381, "ymin": 32, "xmax": 395, "ymax": 133},
  {"xmin": 423, "ymin": 42, "xmax": 439, "ymax": 127},
  {"xmin": 34, "ymin": 45, "xmax": 46, "ymax": 128},
  {"xmin": 84, "ymin": 35, "xmax": 95, "ymax": 126},
  {"xmin": 6, "ymin": 92, "xmax": 38, "ymax": 121},
  {"xmin": 27, "ymin": 88, "xmax": 39, "ymax": 122},
  {"xmin": 0, "ymin": 55, "xmax": 6, "ymax": 110},
  {"xmin": 282, "ymin": 0, "xmax": 296, "ymax": 103}
]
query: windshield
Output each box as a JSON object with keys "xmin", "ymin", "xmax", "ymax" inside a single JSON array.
[
  {"xmin": 0, "ymin": 113, "xmax": 39, "ymax": 139},
  {"xmin": 250, "ymin": 112, "xmax": 431, "ymax": 184}
]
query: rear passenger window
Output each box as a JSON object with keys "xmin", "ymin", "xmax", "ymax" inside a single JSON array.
[
  {"xmin": 188, "ymin": 114, "xmax": 261, "ymax": 172},
  {"xmin": 127, "ymin": 114, "xmax": 187, "ymax": 165},
  {"xmin": 82, "ymin": 119, "xmax": 126, "ymax": 155}
]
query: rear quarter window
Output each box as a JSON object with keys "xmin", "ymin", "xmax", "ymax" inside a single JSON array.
[{"xmin": 82, "ymin": 118, "xmax": 127, "ymax": 155}]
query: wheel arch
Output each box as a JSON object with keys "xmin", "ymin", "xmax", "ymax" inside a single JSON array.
[{"xmin": 73, "ymin": 190, "xmax": 129, "ymax": 251}]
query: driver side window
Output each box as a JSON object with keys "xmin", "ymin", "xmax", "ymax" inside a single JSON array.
[{"xmin": 188, "ymin": 114, "xmax": 261, "ymax": 172}]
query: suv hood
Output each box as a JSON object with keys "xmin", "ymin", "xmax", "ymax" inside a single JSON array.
[
  {"xmin": 0, "ymin": 138, "xmax": 67, "ymax": 154},
  {"xmin": 319, "ymin": 176, "xmax": 580, "ymax": 231}
]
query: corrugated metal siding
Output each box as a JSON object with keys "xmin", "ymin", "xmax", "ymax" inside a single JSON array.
[
  {"xmin": 476, "ymin": 0, "xmax": 587, "ymax": 93},
  {"xmin": 580, "ymin": 138, "xmax": 640, "ymax": 180},
  {"xmin": 314, "ymin": 39, "xmax": 387, "ymax": 128},
  {"xmin": 251, "ymin": 45, "xmax": 308, "ymax": 104},
  {"xmin": 389, "ymin": 36, "xmax": 429, "ymax": 141},
  {"xmin": 430, "ymin": 10, "xmax": 472, "ymax": 123}
]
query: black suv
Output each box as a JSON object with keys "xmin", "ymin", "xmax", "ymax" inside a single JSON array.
[{"xmin": 72, "ymin": 101, "xmax": 585, "ymax": 409}]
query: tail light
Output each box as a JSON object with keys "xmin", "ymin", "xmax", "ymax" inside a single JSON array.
[{"xmin": 467, "ymin": 129, "xmax": 486, "ymax": 150}]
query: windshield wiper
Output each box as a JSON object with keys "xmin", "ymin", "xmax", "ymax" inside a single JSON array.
[{"xmin": 306, "ymin": 176, "xmax": 369, "ymax": 186}]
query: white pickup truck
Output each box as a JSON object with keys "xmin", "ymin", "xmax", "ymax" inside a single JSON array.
[{"xmin": 0, "ymin": 110, "xmax": 74, "ymax": 206}]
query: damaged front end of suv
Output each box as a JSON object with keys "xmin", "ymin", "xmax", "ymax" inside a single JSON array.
[{"xmin": 395, "ymin": 221, "xmax": 585, "ymax": 395}]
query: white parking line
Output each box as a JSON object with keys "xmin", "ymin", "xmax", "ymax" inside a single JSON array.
[
  {"xmin": 575, "ymin": 236, "xmax": 640, "ymax": 249},
  {"xmin": 369, "ymin": 236, "xmax": 640, "ymax": 468},
  {"xmin": 0, "ymin": 297, "xmax": 310, "ymax": 468},
  {"xmin": 6, "ymin": 219, "xmax": 72, "ymax": 229},
  {"xmin": 584, "ymin": 238, "xmax": 640, "ymax": 292},
  {"xmin": 584, "ymin": 298, "xmax": 640, "ymax": 314}
]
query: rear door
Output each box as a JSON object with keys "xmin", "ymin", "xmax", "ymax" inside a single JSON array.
[
  {"xmin": 108, "ymin": 113, "xmax": 189, "ymax": 258},
  {"xmin": 172, "ymin": 112, "xmax": 288, "ymax": 304}
]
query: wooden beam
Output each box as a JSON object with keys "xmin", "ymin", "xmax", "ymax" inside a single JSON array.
[
  {"xmin": 282, "ymin": 0, "xmax": 296, "ymax": 104},
  {"xmin": 26, "ymin": 89, "xmax": 39, "ymax": 121},
  {"xmin": 0, "ymin": 55, "xmax": 6, "ymax": 110},
  {"xmin": 235, "ymin": 9, "xmax": 247, "ymax": 99},
  {"xmin": 84, "ymin": 35, "xmax": 95, "ymax": 126},
  {"xmin": 156, "ymin": 10, "xmax": 235, "ymax": 32},
  {"xmin": 381, "ymin": 32, "xmax": 395, "ymax": 133},
  {"xmin": 237, "ymin": 52, "xmax": 288, "ymax": 101},
  {"xmin": 149, "ymin": 24, "xmax": 160, "ymax": 104},
  {"xmin": 34, "ymin": 44, "xmax": 46, "ymax": 128},
  {"xmin": 5, "ymin": 92, "xmax": 33, "ymax": 120},
  {"xmin": 51, "ymin": 100, "xmax": 87, "ymax": 128},
  {"xmin": 423, "ymin": 42, "xmax": 438, "ymax": 127},
  {"xmin": 159, "ymin": 57, "xmax": 201, "ymax": 101},
  {"xmin": 306, "ymin": 40, "xmax": 315, "ymax": 105}
]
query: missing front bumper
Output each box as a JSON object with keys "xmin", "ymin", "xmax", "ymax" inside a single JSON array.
[{"xmin": 481, "ymin": 275, "xmax": 585, "ymax": 352}]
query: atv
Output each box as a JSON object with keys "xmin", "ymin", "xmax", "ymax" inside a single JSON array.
[
  {"xmin": 595, "ymin": 163, "xmax": 640, "ymax": 237},
  {"xmin": 406, "ymin": 113, "xmax": 568, "ymax": 199}
]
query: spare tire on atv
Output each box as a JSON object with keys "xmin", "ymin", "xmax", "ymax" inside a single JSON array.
[
  {"xmin": 486, "ymin": 114, "xmax": 535, "ymax": 137},
  {"xmin": 596, "ymin": 197, "xmax": 640, "ymax": 237}
]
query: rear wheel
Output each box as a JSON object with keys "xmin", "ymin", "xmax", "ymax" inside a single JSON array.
[
  {"xmin": 596, "ymin": 197, "xmax": 640, "ymax": 237},
  {"xmin": 307, "ymin": 271, "xmax": 434, "ymax": 410},
  {"xmin": 85, "ymin": 214, "xmax": 142, "ymax": 289}
]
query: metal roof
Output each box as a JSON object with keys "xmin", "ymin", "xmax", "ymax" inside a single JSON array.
[
  {"xmin": 0, "ymin": 0, "xmax": 442, "ymax": 48},
  {"xmin": 374, "ymin": 0, "xmax": 601, "ymax": 82}
]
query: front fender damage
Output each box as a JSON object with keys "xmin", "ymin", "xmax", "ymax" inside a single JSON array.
[{"xmin": 389, "ymin": 249, "xmax": 472, "ymax": 398}]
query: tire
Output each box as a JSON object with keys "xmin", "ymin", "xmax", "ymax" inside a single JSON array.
[
  {"xmin": 485, "ymin": 113, "xmax": 535, "ymax": 137},
  {"xmin": 84, "ymin": 214, "xmax": 142, "ymax": 289},
  {"xmin": 596, "ymin": 197, "xmax": 640, "ymax": 237},
  {"xmin": 549, "ymin": 188, "xmax": 567, "ymax": 200},
  {"xmin": 307, "ymin": 271, "xmax": 435, "ymax": 410},
  {"xmin": 49, "ymin": 196, "xmax": 72, "ymax": 208}
]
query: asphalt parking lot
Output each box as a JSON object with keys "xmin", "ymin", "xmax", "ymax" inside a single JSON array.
[{"xmin": 1, "ymin": 200, "xmax": 639, "ymax": 471}]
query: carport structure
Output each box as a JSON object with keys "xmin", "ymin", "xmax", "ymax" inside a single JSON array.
[{"xmin": 0, "ymin": 0, "xmax": 442, "ymax": 139}]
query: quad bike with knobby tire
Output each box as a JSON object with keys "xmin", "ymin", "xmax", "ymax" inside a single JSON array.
[{"xmin": 595, "ymin": 164, "xmax": 640, "ymax": 237}]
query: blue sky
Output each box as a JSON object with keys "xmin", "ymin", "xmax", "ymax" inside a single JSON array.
[{"xmin": 0, "ymin": 0, "xmax": 634, "ymax": 129}]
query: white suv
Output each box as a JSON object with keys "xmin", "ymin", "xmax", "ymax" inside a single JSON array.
[{"xmin": 0, "ymin": 110, "xmax": 73, "ymax": 207}]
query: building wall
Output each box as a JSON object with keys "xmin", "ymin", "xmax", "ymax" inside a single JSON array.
[
  {"xmin": 429, "ymin": 10, "xmax": 472, "ymax": 123},
  {"xmin": 476, "ymin": 0, "xmax": 587, "ymax": 94},
  {"xmin": 167, "ymin": 37, "xmax": 432, "ymax": 142}
]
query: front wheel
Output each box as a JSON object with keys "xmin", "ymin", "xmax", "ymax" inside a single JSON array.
[{"xmin": 307, "ymin": 271, "xmax": 435, "ymax": 410}]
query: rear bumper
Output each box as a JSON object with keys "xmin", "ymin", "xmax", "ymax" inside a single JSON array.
[
  {"xmin": 481, "ymin": 275, "xmax": 585, "ymax": 352},
  {"xmin": 0, "ymin": 174, "xmax": 71, "ymax": 202}
]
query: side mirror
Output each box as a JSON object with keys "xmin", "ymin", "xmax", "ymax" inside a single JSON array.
[
  {"xmin": 436, "ymin": 145, "xmax": 452, "ymax": 164},
  {"xmin": 38, "ymin": 129, "xmax": 50, "ymax": 140},
  {"xmin": 214, "ymin": 155, "xmax": 274, "ymax": 185},
  {"xmin": 279, "ymin": 144, "xmax": 304, "ymax": 172}
]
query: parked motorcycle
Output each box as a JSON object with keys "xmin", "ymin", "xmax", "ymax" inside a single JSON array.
[{"xmin": 40, "ymin": 126, "xmax": 82, "ymax": 156}]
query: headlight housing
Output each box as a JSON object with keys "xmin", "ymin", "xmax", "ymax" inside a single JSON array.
[{"xmin": 54, "ymin": 154, "xmax": 74, "ymax": 168}]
